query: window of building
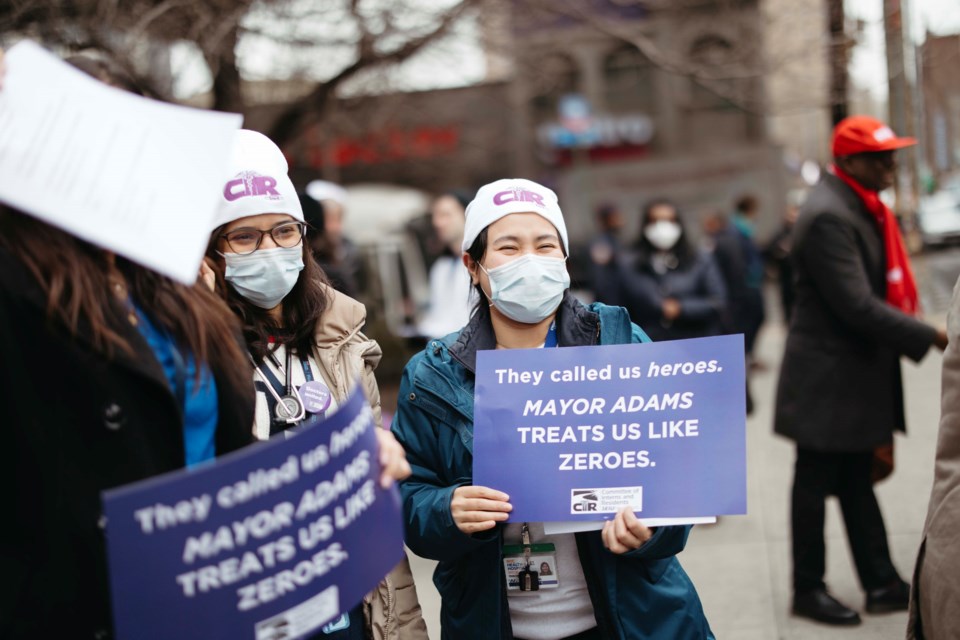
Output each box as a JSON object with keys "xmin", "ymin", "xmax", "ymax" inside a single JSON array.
[
  {"xmin": 530, "ymin": 53, "xmax": 580, "ymax": 124},
  {"xmin": 687, "ymin": 35, "xmax": 741, "ymax": 111},
  {"xmin": 602, "ymin": 45, "xmax": 657, "ymax": 113}
]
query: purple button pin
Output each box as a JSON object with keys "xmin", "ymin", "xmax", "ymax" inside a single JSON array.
[{"xmin": 299, "ymin": 380, "xmax": 332, "ymax": 414}]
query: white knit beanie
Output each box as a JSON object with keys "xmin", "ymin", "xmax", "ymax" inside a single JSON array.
[
  {"xmin": 462, "ymin": 178, "xmax": 568, "ymax": 253},
  {"xmin": 305, "ymin": 180, "xmax": 348, "ymax": 206},
  {"xmin": 214, "ymin": 129, "xmax": 302, "ymax": 229}
]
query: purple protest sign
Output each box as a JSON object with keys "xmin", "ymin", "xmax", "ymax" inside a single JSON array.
[
  {"xmin": 103, "ymin": 385, "xmax": 403, "ymax": 640},
  {"xmin": 473, "ymin": 335, "xmax": 747, "ymax": 522}
]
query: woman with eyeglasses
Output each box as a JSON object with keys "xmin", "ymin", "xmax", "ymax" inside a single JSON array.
[{"xmin": 205, "ymin": 130, "xmax": 427, "ymax": 640}]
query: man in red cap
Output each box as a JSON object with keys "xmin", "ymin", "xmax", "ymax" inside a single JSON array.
[{"xmin": 774, "ymin": 115, "xmax": 948, "ymax": 626}]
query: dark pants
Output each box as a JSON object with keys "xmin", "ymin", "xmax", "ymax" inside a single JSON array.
[
  {"xmin": 739, "ymin": 287, "xmax": 765, "ymax": 356},
  {"xmin": 791, "ymin": 448, "xmax": 900, "ymax": 593}
]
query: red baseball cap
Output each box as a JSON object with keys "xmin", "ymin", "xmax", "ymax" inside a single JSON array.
[{"xmin": 832, "ymin": 115, "xmax": 916, "ymax": 157}]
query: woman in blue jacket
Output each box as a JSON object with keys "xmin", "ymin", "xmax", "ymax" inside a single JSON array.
[{"xmin": 391, "ymin": 179, "xmax": 714, "ymax": 640}]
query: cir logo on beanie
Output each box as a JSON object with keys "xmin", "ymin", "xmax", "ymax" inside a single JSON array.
[
  {"xmin": 214, "ymin": 130, "xmax": 303, "ymax": 229},
  {"xmin": 462, "ymin": 178, "xmax": 568, "ymax": 253}
]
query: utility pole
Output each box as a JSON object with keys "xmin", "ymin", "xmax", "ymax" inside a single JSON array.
[
  {"xmin": 827, "ymin": 0, "xmax": 848, "ymax": 125},
  {"xmin": 884, "ymin": 0, "xmax": 920, "ymax": 227}
]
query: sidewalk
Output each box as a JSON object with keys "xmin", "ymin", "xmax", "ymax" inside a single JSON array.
[
  {"xmin": 404, "ymin": 314, "xmax": 946, "ymax": 639},
  {"xmin": 674, "ymin": 317, "xmax": 942, "ymax": 639}
]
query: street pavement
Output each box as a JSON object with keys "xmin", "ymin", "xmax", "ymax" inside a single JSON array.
[{"xmin": 402, "ymin": 258, "xmax": 959, "ymax": 639}]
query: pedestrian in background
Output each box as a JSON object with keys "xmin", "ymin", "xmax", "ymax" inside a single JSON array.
[
  {"xmin": 417, "ymin": 191, "xmax": 476, "ymax": 340},
  {"xmin": 702, "ymin": 208, "xmax": 757, "ymax": 413},
  {"xmin": 732, "ymin": 194, "xmax": 767, "ymax": 367},
  {"xmin": 205, "ymin": 130, "xmax": 427, "ymax": 640},
  {"xmin": 0, "ymin": 51, "xmax": 256, "ymax": 639},
  {"xmin": 392, "ymin": 178, "xmax": 714, "ymax": 640},
  {"xmin": 774, "ymin": 116, "xmax": 948, "ymax": 627},
  {"xmin": 306, "ymin": 179, "xmax": 362, "ymax": 297},
  {"xmin": 764, "ymin": 189, "xmax": 804, "ymax": 323},
  {"xmin": 587, "ymin": 202, "xmax": 627, "ymax": 306},
  {"xmin": 618, "ymin": 198, "xmax": 727, "ymax": 341},
  {"xmin": 907, "ymin": 275, "xmax": 960, "ymax": 639}
]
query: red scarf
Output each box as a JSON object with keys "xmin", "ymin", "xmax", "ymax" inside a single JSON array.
[{"xmin": 832, "ymin": 165, "xmax": 919, "ymax": 315}]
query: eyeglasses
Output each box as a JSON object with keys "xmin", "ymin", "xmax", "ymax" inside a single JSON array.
[{"xmin": 220, "ymin": 221, "xmax": 306, "ymax": 255}]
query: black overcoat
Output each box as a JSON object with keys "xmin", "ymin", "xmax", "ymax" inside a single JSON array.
[
  {"xmin": 774, "ymin": 174, "xmax": 936, "ymax": 451},
  {"xmin": 0, "ymin": 248, "xmax": 255, "ymax": 638}
]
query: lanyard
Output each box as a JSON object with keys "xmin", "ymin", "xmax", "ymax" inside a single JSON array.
[
  {"xmin": 300, "ymin": 355, "xmax": 315, "ymax": 382},
  {"xmin": 521, "ymin": 522, "xmax": 533, "ymax": 569},
  {"xmin": 544, "ymin": 321, "xmax": 558, "ymax": 348}
]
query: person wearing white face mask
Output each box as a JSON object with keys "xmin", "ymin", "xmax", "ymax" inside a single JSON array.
[
  {"xmin": 391, "ymin": 179, "xmax": 714, "ymax": 640},
  {"xmin": 205, "ymin": 130, "xmax": 428, "ymax": 640},
  {"xmin": 618, "ymin": 198, "xmax": 727, "ymax": 342}
]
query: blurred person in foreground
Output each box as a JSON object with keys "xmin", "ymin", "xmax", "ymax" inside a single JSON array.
[
  {"xmin": 774, "ymin": 116, "xmax": 948, "ymax": 626},
  {"xmin": 392, "ymin": 178, "xmax": 714, "ymax": 640},
  {"xmin": 417, "ymin": 191, "xmax": 476, "ymax": 340},
  {"xmin": 0, "ymin": 50, "xmax": 256, "ymax": 638},
  {"xmin": 205, "ymin": 130, "xmax": 426, "ymax": 640},
  {"xmin": 619, "ymin": 198, "xmax": 726, "ymax": 341},
  {"xmin": 305, "ymin": 180, "xmax": 361, "ymax": 297},
  {"xmin": 907, "ymin": 275, "xmax": 960, "ymax": 639}
]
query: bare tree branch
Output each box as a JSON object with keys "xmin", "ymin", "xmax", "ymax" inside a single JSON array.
[{"xmin": 267, "ymin": 0, "xmax": 480, "ymax": 147}]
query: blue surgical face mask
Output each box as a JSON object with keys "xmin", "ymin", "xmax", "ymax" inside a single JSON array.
[
  {"xmin": 223, "ymin": 245, "xmax": 304, "ymax": 309},
  {"xmin": 481, "ymin": 254, "xmax": 570, "ymax": 324}
]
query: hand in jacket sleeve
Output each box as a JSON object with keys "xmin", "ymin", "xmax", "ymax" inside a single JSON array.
[
  {"xmin": 391, "ymin": 369, "xmax": 503, "ymax": 562},
  {"xmin": 375, "ymin": 428, "xmax": 411, "ymax": 488}
]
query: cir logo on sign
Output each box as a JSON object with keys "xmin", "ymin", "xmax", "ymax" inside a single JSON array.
[{"xmin": 571, "ymin": 489, "xmax": 599, "ymax": 513}]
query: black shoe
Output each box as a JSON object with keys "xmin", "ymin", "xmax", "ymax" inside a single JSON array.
[
  {"xmin": 865, "ymin": 579, "xmax": 910, "ymax": 614},
  {"xmin": 792, "ymin": 588, "xmax": 862, "ymax": 626}
]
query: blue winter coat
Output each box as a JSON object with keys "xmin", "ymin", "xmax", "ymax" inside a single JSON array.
[{"xmin": 391, "ymin": 292, "xmax": 714, "ymax": 639}]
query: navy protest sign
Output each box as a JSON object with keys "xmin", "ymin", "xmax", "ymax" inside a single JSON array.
[
  {"xmin": 473, "ymin": 335, "xmax": 746, "ymax": 522},
  {"xmin": 103, "ymin": 386, "xmax": 403, "ymax": 640}
]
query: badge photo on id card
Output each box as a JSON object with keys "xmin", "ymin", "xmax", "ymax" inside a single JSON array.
[{"xmin": 503, "ymin": 543, "xmax": 559, "ymax": 592}]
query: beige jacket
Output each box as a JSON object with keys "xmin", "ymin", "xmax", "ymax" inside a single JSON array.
[
  {"xmin": 311, "ymin": 286, "xmax": 428, "ymax": 640},
  {"xmin": 908, "ymin": 278, "xmax": 960, "ymax": 640},
  {"xmin": 257, "ymin": 285, "xmax": 428, "ymax": 640}
]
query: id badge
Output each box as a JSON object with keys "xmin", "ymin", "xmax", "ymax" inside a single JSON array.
[
  {"xmin": 503, "ymin": 543, "xmax": 559, "ymax": 592},
  {"xmin": 321, "ymin": 613, "xmax": 350, "ymax": 633}
]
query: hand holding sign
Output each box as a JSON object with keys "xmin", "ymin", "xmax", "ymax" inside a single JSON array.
[
  {"xmin": 602, "ymin": 507, "xmax": 654, "ymax": 554},
  {"xmin": 451, "ymin": 486, "xmax": 512, "ymax": 534},
  {"xmin": 375, "ymin": 428, "xmax": 411, "ymax": 488}
]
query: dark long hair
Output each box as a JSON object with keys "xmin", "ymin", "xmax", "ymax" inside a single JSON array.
[
  {"xmin": 633, "ymin": 197, "xmax": 695, "ymax": 271},
  {"xmin": 207, "ymin": 228, "xmax": 331, "ymax": 363},
  {"xmin": 0, "ymin": 207, "xmax": 251, "ymax": 392}
]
